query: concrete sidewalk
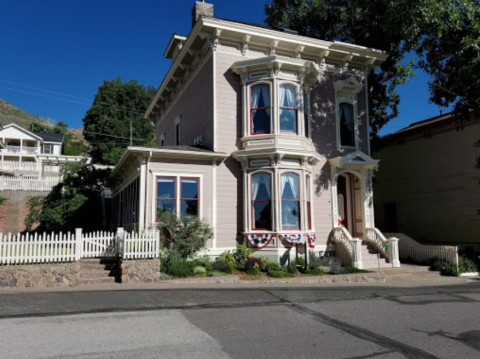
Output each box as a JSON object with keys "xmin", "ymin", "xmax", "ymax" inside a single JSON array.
[{"xmin": 0, "ymin": 273, "xmax": 477, "ymax": 295}]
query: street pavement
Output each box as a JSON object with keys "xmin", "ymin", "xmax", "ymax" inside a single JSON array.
[{"xmin": 0, "ymin": 279, "xmax": 479, "ymax": 358}]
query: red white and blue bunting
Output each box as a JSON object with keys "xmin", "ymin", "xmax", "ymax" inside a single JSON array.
[
  {"xmin": 307, "ymin": 233, "xmax": 316, "ymax": 248},
  {"xmin": 280, "ymin": 233, "xmax": 304, "ymax": 245},
  {"xmin": 245, "ymin": 234, "xmax": 273, "ymax": 249}
]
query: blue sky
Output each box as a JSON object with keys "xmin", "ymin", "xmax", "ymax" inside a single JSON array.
[{"xmin": 0, "ymin": 0, "xmax": 447, "ymax": 136}]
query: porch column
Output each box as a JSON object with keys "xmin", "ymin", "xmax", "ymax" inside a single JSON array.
[
  {"xmin": 388, "ymin": 237, "xmax": 400, "ymax": 268},
  {"xmin": 138, "ymin": 155, "xmax": 147, "ymax": 231},
  {"xmin": 362, "ymin": 168, "xmax": 374, "ymax": 228},
  {"xmin": 351, "ymin": 238, "xmax": 363, "ymax": 269},
  {"xmin": 212, "ymin": 158, "xmax": 217, "ymax": 248}
]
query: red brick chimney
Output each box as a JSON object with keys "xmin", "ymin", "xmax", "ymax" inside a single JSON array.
[{"xmin": 192, "ymin": 1, "xmax": 214, "ymax": 27}]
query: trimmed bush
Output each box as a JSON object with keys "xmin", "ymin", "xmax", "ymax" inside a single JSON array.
[
  {"xmin": 193, "ymin": 266, "xmax": 207, "ymax": 276},
  {"xmin": 265, "ymin": 261, "xmax": 284, "ymax": 272},
  {"xmin": 268, "ymin": 271, "xmax": 295, "ymax": 278},
  {"xmin": 318, "ymin": 266, "xmax": 330, "ymax": 274}
]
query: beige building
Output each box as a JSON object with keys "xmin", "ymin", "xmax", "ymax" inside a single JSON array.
[
  {"xmin": 374, "ymin": 112, "xmax": 480, "ymax": 245},
  {"xmin": 110, "ymin": 2, "xmax": 401, "ymax": 268}
]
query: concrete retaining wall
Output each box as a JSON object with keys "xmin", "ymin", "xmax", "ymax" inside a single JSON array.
[{"xmin": 0, "ymin": 262, "xmax": 80, "ymax": 288}]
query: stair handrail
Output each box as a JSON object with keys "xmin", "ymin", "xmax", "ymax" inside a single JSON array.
[
  {"xmin": 365, "ymin": 228, "xmax": 401, "ymax": 267},
  {"xmin": 329, "ymin": 226, "xmax": 363, "ymax": 269}
]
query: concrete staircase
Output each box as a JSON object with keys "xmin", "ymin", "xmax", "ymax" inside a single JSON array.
[
  {"xmin": 361, "ymin": 241, "xmax": 392, "ymax": 269},
  {"xmin": 79, "ymin": 258, "xmax": 121, "ymax": 285},
  {"xmin": 379, "ymin": 264, "xmax": 442, "ymax": 281}
]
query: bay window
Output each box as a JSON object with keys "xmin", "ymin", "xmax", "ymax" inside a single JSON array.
[
  {"xmin": 303, "ymin": 90, "xmax": 310, "ymax": 139},
  {"xmin": 251, "ymin": 172, "xmax": 272, "ymax": 230},
  {"xmin": 339, "ymin": 102, "xmax": 355, "ymax": 147},
  {"xmin": 250, "ymin": 84, "xmax": 271, "ymax": 135},
  {"xmin": 279, "ymin": 84, "xmax": 297, "ymax": 134},
  {"xmin": 281, "ymin": 172, "xmax": 300, "ymax": 230}
]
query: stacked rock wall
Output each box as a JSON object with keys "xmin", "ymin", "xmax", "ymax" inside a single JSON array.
[{"xmin": 0, "ymin": 263, "xmax": 80, "ymax": 288}]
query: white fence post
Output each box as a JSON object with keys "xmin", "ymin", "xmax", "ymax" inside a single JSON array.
[
  {"xmin": 351, "ymin": 238, "xmax": 363, "ymax": 269},
  {"xmin": 116, "ymin": 227, "xmax": 125, "ymax": 259},
  {"xmin": 75, "ymin": 228, "xmax": 83, "ymax": 261},
  {"xmin": 388, "ymin": 237, "xmax": 400, "ymax": 268}
]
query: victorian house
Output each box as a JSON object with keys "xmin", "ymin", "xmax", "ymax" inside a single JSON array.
[{"xmin": 110, "ymin": 2, "xmax": 400, "ymax": 268}]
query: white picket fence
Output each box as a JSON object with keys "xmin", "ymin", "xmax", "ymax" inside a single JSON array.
[
  {"xmin": 0, "ymin": 176, "xmax": 59, "ymax": 191},
  {"xmin": 384, "ymin": 232, "xmax": 459, "ymax": 265},
  {"xmin": 0, "ymin": 228, "xmax": 160, "ymax": 265},
  {"xmin": 0, "ymin": 232, "xmax": 77, "ymax": 265}
]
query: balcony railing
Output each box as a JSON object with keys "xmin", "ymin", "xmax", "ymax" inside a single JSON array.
[
  {"xmin": 0, "ymin": 160, "xmax": 40, "ymax": 172},
  {"xmin": 1, "ymin": 146, "xmax": 40, "ymax": 155}
]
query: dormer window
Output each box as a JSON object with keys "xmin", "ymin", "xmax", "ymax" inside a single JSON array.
[
  {"xmin": 279, "ymin": 84, "xmax": 298, "ymax": 134},
  {"xmin": 250, "ymin": 84, "xmax": 271, "ymax": 135},
  {"xmin": 339, "ymin": 103, "xmax": 355, "ymax": 147}
]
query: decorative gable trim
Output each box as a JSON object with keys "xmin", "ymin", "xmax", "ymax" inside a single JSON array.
[{"xmin": 333, "ymin": 76, "xmax": 364, "ymax": 94}]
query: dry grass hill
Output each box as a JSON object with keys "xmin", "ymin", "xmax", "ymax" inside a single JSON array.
[{"xmin": 0, "ymin": 98, "xmax": 54, "ymax": 130}]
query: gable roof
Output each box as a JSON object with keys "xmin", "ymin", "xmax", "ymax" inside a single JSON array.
[
  {"xmin": 2, "ymin": 123, "xmax": 44, "ymax": 141},
  {"xmin": 33, "ymin": 132, "xmax": 64, "ymax": 143}
]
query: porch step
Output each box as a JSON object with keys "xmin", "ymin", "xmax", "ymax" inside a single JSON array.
[
  {"xmin": 360, "ymin": 242, "xmax": 391, "ymax": 269},
  {"xmin": 79, "ymin": 258, "xmax": 121, "ymax": 285},
  {"xmin": 371, "ymin": 264, "xmax": 442, "ymax": 281}
]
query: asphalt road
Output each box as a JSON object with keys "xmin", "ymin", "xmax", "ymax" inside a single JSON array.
[{"xmin": 1, "ymin": 282, "xmax": 480, "ymax": 359}]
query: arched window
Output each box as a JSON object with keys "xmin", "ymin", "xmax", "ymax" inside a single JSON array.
[
  {"xmin": 251, "ymin": 172, "xmax": 272, "ymax": 230},
  {"xmin": 250, "ymin": 84, "xmax": 271, "ymax": 135},
  {"xmin": 279, "ymin": 84, "xmax": 297, "ymax": 134},
  {"xmin": 281, "ymin": 172, "xmax": 300, "ymax": 229},
  {"xmin": 306, "ymin": 175, "xmax": 312, "ymax": 230},
  {"xmin": 339, "ymin": 103, "xmax": 355, "ymax": 147}
]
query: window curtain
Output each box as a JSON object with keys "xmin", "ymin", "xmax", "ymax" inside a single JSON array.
[
  {"xmin": 251, "ymin": 85, "xmax": 270, "ymax": 114},
  {"xmin": 252, "ymin": 173, "xmax": 271, "ymax": 200},
  {"xmin": 281, "ymin": 173, "xmax": 298, "ymax": 199},
  {"xmin": 280, "ymin": 85, "xmax": 296, "ymax": 108}
]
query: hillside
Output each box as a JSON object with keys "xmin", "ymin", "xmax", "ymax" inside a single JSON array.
[{"xmin": 0, "ymin": 98, "xmax": 54, "ymax": 130}]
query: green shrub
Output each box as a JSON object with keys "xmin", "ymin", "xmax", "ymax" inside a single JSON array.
[
  {"xmin": 163, "ymin": 250, "xmax": 194, "ymax": 277},
  {"xmin": 246, "ymin": 263, "xmax": 261, "ymax": 276},
  {"xmin": 213, "ymin": 260, "xmax": 234, "ymax": 274},
  {"xmin": 305, "ymin": 269, "xmax": 323, "ymax": 276},
  {"xmin": 341, "ymin": 266, "xmax": 365, "ymax": 274},
  {"xmin": 193, "ymin": 266, "xmax": 207, "ymax": 276},
  {"xmin": 294, "ymin": 256, "xmax": 306, "ymax": 268},
  {"xmin": 159, "ymin": 273, "xmax": 171, "ymax": 280},
  {"xmin": 318, "ymin": 266, "xmax": 330, "ymax": 274},
  {"xmin": 287, "ymin": 262, "xmax": 298, "ymax": 274},
  {"xmin": 458, "ymin": 257, "xmax": 478, "ymax": 273},
  {"xmin": 431, "ymin": 259, "xmax": 458, "ymax": 276},
  {"xmin": 268, "ymin": 271, "xmax": 295, "ymax": 278},
  {"xmin": 265, "ymin": 261, "xmax": 284, "ymax": 272},
  {"xmin": 234, "ymin": 242, "xmax": 254, "ymax": 266},
  {"xmin": 209, "ymin": 271, "xmax": 226, "ymax": 277},
  {"xmin": 217, "ymin": 250, "xmax": 236, "ymax": 266},
  {"xmin": 308, "ymin": 250, "xmax": 323, "ymax": 269},
  {"xmin": 245, "ymin": 257, "xmax": 264, "ymax": 270},
  {"xmin": 157, "ymin": 211, "xmax": 213, "ymax": 259}
]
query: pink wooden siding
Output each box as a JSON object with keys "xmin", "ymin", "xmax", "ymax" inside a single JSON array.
[
  {"xmin": 156, "ymin": 55, "xmax": 214, "ymax": 149},
  {"xmin": 311, "ymin": 160, "xmax": 334, "ymax": 245},
  {"xmin": 145, "ymin": 157, "xmax": 214, "ymax": 248},
  {"xmin": 215, "ymin": 52, "xmax": 244, "ymax": 153}
]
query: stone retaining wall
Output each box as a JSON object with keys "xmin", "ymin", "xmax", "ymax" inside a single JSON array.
[
  {"xmin": 120, "ymin": 259, "xmax": 160, "ymax": 283},
  {"xmin": 0, "ymin": 263, "xmax": 80, "ymax": 288}
]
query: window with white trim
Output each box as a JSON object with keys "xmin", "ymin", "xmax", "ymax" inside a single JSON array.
[
  {"xmin": 279, "ymin": 84, "xmax": 298, "ymax": 134},
  {"xmin": 281, "ymin": 172, "xmax": 301, "ymax": 230},
  {"xmin": 339, "ymin": 102, "xmax": 355, "ymax": 147},
  {"xmin": 156, "ymin": 176, "xmax": 200, "ymax": 220},
  {"xmin": 43, "ymin": 144, "xmax": 53, "ymax": 154},
  {"xmin": 250, "ymin": 84, "xmax": 271, "ymax": 135},
  {"xmin": 251, "ymin": 172, "xmax": 272, "ymax": 230}
]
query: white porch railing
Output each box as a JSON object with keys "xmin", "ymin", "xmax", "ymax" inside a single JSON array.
[
  {"xmin": 330, "ymin": 226, "xmax": 363, "ymax": 269},
  {"xmin": 365, "ymin": 227, "xmax": 400, "ymax": 267},
  {"xmin": 43, "ymin": 165, "xmax": 61, "ymax": 173},
  {"xmin": 0, "ymin": 228, "xmax": 160, "ymax": 265},
  {"xmin": 0, "ymin": 176, "xmax": 59, "ymax": 191},
  {"xmin": 384, "ymin": 232, "xmax": 458, "ymax": 266},
  {"xmin": 0, "ymin": 160, "xmax": 41, "ymax": 173},
  {"xmin": 2, "ymin": 146, "xmax": 39, "ymax": 155}
]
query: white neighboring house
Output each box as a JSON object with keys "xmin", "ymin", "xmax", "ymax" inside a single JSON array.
[{"xmin": 0, "ymin": 123, "xmax": 88, "ymax": 190}]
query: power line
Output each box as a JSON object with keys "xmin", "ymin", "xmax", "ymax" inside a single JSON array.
[{"xmin": 83, "ymin": 130, "xmax": 145, "ymax": 141}]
